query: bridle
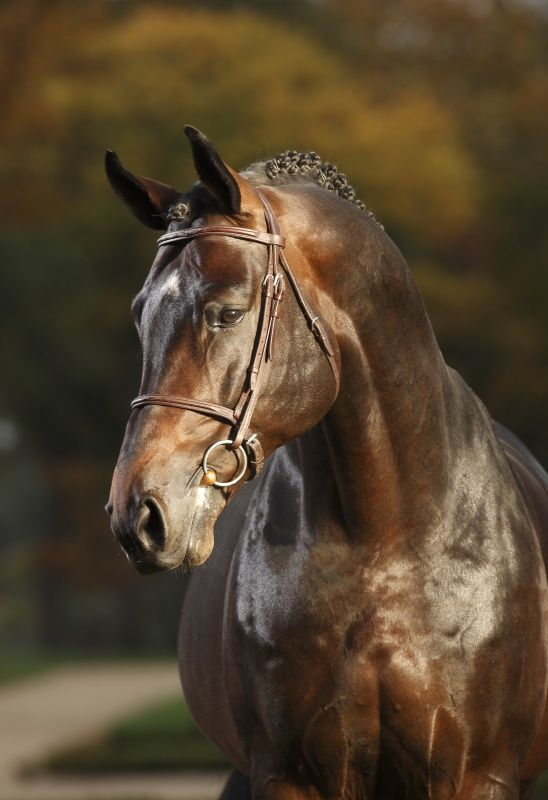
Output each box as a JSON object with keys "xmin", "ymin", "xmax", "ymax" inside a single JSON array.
[{"xmin": 130, "ymin": 190, "xmax": 340, "ymax": 488}]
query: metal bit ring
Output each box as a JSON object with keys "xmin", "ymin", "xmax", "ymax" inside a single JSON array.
[{"xmin": 201, "ymin": 440, "xmax": 248, "ymax": 488}]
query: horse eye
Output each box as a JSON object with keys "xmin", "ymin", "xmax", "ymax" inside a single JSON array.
[{"xmin": 219, "ymin": 308, "xmax": 244, "ymax": 327}]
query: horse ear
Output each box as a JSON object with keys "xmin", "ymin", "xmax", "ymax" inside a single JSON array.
[
  {"xmin": 184, "ymin": 125, "xmax": 258, "ymax": 216},
  {"xmin": 105, "ymin": 150, "xmax": 181, "ymax": 230}
]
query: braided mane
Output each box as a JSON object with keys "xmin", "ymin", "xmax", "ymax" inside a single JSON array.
[
  {"xmin": 169, "ymin": 150, "xmax": 379, "ymax": 225},
  {"xmin": 244, "ymin": 150, "xmax": 380, "ymax": 225}
]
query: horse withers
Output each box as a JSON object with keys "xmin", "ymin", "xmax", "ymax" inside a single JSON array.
[{"xmin": 105, "ymin": 127, "xmax": 548, "ymax": 799}]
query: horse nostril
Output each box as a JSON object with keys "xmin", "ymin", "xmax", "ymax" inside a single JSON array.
[
  {"xmin": 105, "ymin": 501, "xmax": 113, "ymax": 517},
  {"xmin": 136, "ymin": 496, "xmax": 167, "ymax": 551}
]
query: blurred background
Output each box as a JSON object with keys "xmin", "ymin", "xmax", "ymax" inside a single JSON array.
[{"xmin": 0, "ymin": 0, "xmax": 547, "ymax": 794}]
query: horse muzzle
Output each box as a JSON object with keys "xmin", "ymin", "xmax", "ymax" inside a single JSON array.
[{"xmin": 106, "ymin": 480, "xmax": 225, "ymax": 573}]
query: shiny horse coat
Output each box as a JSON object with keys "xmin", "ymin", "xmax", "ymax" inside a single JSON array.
[{"xmin": 106, "ymin": 128, "xmax": 548, "ymax": 799}]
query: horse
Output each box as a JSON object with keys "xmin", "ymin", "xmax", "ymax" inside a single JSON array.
[{"xmin": 105, "ymin": 126, "xmax": 548, "ymax": 799}]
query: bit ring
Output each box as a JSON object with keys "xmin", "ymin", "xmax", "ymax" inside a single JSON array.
[{"xmin": 201, "ymin": 440, "xmax": 248, "ymax": 488}]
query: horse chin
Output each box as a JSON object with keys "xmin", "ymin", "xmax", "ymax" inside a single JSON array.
[{"xmin": 182, "ymin": 486, "xmax": 226, "ymax": 569}]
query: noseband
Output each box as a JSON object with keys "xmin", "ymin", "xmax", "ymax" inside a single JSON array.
[{"xmin": 130, "ymin": 191, "xmax": 340, "ymax": 488}]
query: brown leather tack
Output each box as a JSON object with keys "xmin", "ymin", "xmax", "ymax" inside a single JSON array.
[{"xmin": 131, "ymin": 190, "xmax": 340, "ymax": 484}]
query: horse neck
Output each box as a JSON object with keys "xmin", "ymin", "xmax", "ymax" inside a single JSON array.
[{"xmin": 299, "ymin": 204, "xmax": 476, "ymax": 547}]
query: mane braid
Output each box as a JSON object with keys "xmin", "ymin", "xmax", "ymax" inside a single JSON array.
[
  {"xmin": 256, "ymin": 150, "xmax": 381, "ymax": 225},
  {"xmin": 168, "ymin": 152, "xmax": 381, "ymax": 226}
]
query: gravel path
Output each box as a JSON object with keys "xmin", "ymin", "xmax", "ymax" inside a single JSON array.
[
  {"xmin": 4, "ymin": 772, "xmax": 228, "ymax": 800},
  {"xmin": 0, "ymin": 663, "xmax": 228, "ymax": 800}
]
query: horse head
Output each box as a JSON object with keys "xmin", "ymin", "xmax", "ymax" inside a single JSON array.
[{"xmin": 105, "ymin": 127, "xmax": 340, "ymax": 572}]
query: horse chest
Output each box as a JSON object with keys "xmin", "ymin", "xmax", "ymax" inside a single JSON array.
[
  {"xmin": 230, "ymin": 544, "xmax": 466, "ymax": 784},
  {"xmin": 229, "ymin": 527, "xmax": 548, "ymax": 797},
  {"xmin": 232, "ymin": 606, "xmax": 468, "ymax": 799}
]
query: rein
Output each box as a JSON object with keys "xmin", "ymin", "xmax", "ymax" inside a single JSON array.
[{"xmin": 130, "ymin": 191, "xmax": 339, "ymax": 488}]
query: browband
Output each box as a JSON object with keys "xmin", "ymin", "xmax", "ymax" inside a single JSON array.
[{"xmin": 157, "ymin": 226, "xmax": 285, "ymax": 249}]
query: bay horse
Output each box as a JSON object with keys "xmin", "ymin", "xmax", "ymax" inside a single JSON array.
[{"xmin": 106, "ymin": 126, "xmax": 548, "ymax": 799}]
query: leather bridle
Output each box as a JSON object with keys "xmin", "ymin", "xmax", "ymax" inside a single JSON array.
[{"xmin": 130, "ymin": 190, "xmax": 340, "ymax": 487}]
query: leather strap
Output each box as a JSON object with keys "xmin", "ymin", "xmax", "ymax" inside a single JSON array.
[
  {"xmin": 131, "ymin": 395, "xmax": 237, "ymax": 426},
  {"xmin": 131, "ymin": 190, "xmax": 340, "ymax": 483},
  {"xmin": 260, "ymin": 194, "xmax": 339, "ymax": 383},
  {"xmin": 158, "ymin": 226, "xmax": 285, "ymax": 249}
]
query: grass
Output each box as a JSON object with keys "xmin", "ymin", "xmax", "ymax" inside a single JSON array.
[
  {"xmin": 0, "ymin": 655, "xmax": 57, "ymax": 686},
  {"xmin": 0, "ymin": 653, "xmax": 176, "ymax": 688},
  {"xmin": 41, "ymin": 694, "xmax": 229, "ymax": 774},
  {"xmin": 533, "ymin": 771, "xmax": 548, "ymax": 799}
]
